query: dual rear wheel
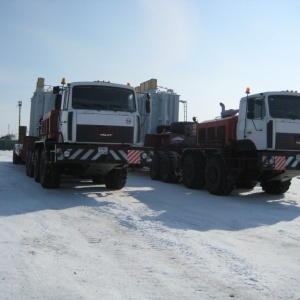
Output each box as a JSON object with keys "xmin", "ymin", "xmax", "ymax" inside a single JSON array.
[
  {"xmin": 26, "ymin": 147, "xmax": 61, "ymax": 188},
  {"xmin": 182, "ymin": 154, "xmax": 205, "ymax": 189},
  {"xmin": 205, "ymin": 156, "xmax": 234, "ymax": 196},
  {"xmin": 150, "ymin": 151, "xmax": 179, "ymax": 183},
  {"xmin": 183, "ymin": 154, "xmax": 234, "ymax": 195},
  {"xmin": 151, "ymin": 151, "xmax": 234, "ymax": 196},
  {"xmin": 39, "ymin": 149, "xmax": 61, "ymax": 188}
]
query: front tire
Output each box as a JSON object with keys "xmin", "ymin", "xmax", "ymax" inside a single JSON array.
[
  {"xmin": 205, "ymin": 156, "xmax": 234, "ymax": 196},
  {"xmin": 104, "ymin": 168, "xmax": 127, "ymax": 190},
  {"xmin": 261, "ymin": 180, "xmax": 291, "ymax": 194}
]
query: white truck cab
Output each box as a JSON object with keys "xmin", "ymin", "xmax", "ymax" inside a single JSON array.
[
  {"xmin": 237, "ymin": 91, "xmax": 300, "ymax": 151},
  {"xmin": 57, "ymin": 81, "xmax": 141, "ymax": 145}
]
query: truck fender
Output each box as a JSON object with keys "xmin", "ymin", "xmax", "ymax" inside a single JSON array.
[{"xmin": 229, "ymin": 139, "xmax": 257, "ymax": 152}]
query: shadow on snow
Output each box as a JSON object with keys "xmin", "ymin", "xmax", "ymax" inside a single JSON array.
[{"xmin": 1, "ymin": 161, "xmax": 299, "ymax": 232}]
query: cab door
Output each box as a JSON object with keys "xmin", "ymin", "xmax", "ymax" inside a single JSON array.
[
  {"xmin": 244, "ymin": 97, "xmax": 268, "ymax": 150},
  {"xmin": 58, "ymin": 89, "xmax": 71, "ymax": 142}
]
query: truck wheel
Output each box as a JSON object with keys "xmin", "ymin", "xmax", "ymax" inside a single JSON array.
[
  {"xmin": 156, "ymin": 125, "xmax": 170, "ymax": 134},
  {"xmin": 183, "ymin": 154, "xmax": 205, "ymax": 189},
  {"xmin": 12, "ymin": 145, "xmax": 20, "ymax": 164},
  {"xmin": 261, "ymin": 180, "xmax": 291, "ymax": 194},
  {"xmin": 40, "ymin": 149, "xmax": 61, "ymax": 189},
  {"xmin": 150, "ymin": 151, "xmax": 163, "ymax": 180},
  {"xmin": 34, "ymin": 149, "xmax": 41, "ymax": 182},
  {"xmin": 104, "ymin": 168, "xmax": 127, "ymax": 190},
  {"xmin": 26, "ymin": 150, "xmax": 34, "ymax": 177},
  {"xmin": 205, "ymin": 156, "xmax": 234, "ymax": 196},
  {"xmin": 160, "ymin": 152, "xmax": 179, "ymax": 183}
]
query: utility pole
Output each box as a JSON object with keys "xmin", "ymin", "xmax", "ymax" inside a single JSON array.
[
  {"xmin": 17, "ymin": 101, "xmax": 22, "ymax": 139},
  {"xmin": 17, "ymin": 101, "xmax": 22, "ymax": 128}
]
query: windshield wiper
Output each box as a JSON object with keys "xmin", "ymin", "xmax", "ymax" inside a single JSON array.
[
  {"xmin": 285, "ymin": 113, "xmax": 298, "ymax": 120},
  {"xmin": 77, "ymin": 103, "xmax": 106, "ymax": 111},
  {"xmin": 106, "ymin": 104, "xmax": 128, "ymax": 112}
]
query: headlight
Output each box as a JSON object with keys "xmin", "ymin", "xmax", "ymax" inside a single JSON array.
[
  {"xmin": 141, "ymin": 152, "xmax": 148, "ymax": 160},
  {"xmin": 64, "ymin": 150, "xmax": 71, "ymax": 158},
  {"xmin": 268, "ymin": 157, "xmax": 275, "ymax": 165}
]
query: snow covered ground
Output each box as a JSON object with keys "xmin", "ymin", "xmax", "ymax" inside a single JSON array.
[{"xmin": 0, "ymin": 150, "xmax": 299, "ymax": 300}]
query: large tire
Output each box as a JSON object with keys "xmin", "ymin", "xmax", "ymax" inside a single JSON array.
[
  {"xmin": 205, "ymin": 156, "xmax": 234, "ymax": 196},
  {"xmin": 261, "ymin": 180, "xmax": 291, "ymax": 194},
  {"xmin": 160, "ymin": 152, "xmax": 179, "ymax": 183},
  {"xmin": 104, "ymin": 168, "xmax": 127, "ymax": 190},
  {"xmin": 40, "ymin": 149, "xmax": 61, "ymax": 189},
  {"xmin": 182, "ymin": 154, "xmax": 206, "ymax": 189},
  {"xmin": 170, "ymin": 122, "xmax": 193, "ymax": 134},
  {"xmin": 156, "ymin": 125, "xmax": 170, "ymax": 134},
  {"xmin": 26, "ymin": 150, "xmax": 34, "ymax": 177},
  {"xmin": 150, "ymin": 151, "xmax": 163, "ymax": 180},
  {"xmin": 34, "ymin": 149, "xmax": 41, "ymax": 183}
]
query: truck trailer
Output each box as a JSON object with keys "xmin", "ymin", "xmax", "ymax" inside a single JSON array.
[
  {"xmin": 13, "ymin": 77, "xmax": 153, "ymax": 190},
  {"xmin": 145, "ymin": 88, "xmax": 300, "ymax": 196}
]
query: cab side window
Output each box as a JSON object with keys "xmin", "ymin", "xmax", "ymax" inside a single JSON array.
[
  {"xmin": 253, "ymin": 100, "xmax": 265, "ymax": 119},
  {"xmin": 63, "ymin": 90, "xmax": 69, "ymax": 110}
]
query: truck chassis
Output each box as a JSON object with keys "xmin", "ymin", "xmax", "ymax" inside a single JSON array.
[{"xmin": 25, "ymin": 139, "xmax": 152, "ymax": 189}]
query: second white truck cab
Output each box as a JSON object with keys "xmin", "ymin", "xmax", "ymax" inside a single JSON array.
[{"xmin": 237, "ymin": 90, "xmax": 300, "ymax": 152}]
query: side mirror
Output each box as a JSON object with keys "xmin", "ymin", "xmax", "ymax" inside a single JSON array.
[
  {"xmin": 53, "ymin": 86, "xmax": 60, "ymax": 94},
  {"xmin": 145, "ymin": 93, "xmax": 151, "ymax": 113},
  {"xmin": 145, "ymin": 98, "xmax": 151, "ymax": 114},
  {"xmin": 247, "ymin": 98, "xmax": 255, "ymax": 112},
  {"xmin": 55, "ymin": 95, "xmax": 62, "ymax": 109}
]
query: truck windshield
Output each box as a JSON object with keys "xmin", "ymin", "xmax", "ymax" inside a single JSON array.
[
  {"xmin": 268, "ymin": 95, "xmax": 300, "ymax": 120},
  {"xmin": 72, "ymin": 85, "xmax": 136, "ymax": 112}
]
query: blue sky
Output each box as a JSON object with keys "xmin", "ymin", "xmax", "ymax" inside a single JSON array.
[{"xmin": 1, "ymin": 0, "xmax": 300, "ymax": 137}]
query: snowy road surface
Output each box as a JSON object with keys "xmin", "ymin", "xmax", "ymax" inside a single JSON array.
[{"xmin": 0, "ymin": 151, "xmax": 299, "ymax": 300}]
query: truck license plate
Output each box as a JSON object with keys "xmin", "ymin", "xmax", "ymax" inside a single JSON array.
[{"xmin": 98, "ymin": 147, "xmax": 108, "ymax": 154}]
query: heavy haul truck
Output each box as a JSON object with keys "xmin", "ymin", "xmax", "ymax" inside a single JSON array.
[
  {"xmin": 145, "ymin": 88, "xmax": 300, "ymax": 195},
  {"xmin": 13, "ymin": 77, "xmax": 153, "ymax": 190}
]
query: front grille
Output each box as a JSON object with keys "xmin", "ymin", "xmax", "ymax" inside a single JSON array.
[
  {"xmin": 275, "ymin": 133, "xmax": 300, "ymax": 150},
  {"xmin": 76, "ymin": 125, "xmax": 133, "ymax": 143}
]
